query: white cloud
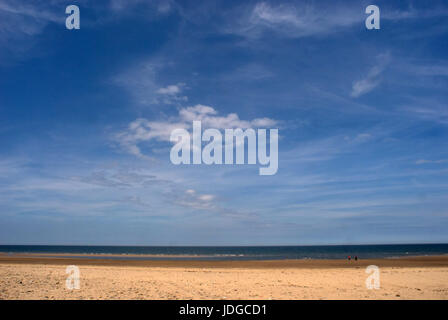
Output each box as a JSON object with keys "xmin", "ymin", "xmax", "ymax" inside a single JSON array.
[
  {"xmin": 157, "ymin": 83, "xmax": 185, "ymax": 95},
  {"xmin": 115, "ymin": 104, "xmax": 277, "ymax": 158},
  {"xmin": 198, "ymin": 194, "xmax": 215, "ymax": 201},
  {"xmin": 251, "ymin": 2, "xmax": 303, "ymax": 26},
  {"xmin": 179, "ymin": 104, "xmax": 277, "ymax": 129},
  {"xmin": 351, "ymin": 53, "xmax": 391, "ymax": 98},
  {"xmin": 115, "ymin": 118, "xmax": 188, "ymax": 157}
]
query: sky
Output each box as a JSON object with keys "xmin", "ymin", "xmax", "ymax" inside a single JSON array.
[{"xmin": 0, "ymin": 0, "xmax": 448, "ymax": 245}]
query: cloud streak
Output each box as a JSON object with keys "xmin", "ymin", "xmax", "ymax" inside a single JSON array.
[
  {"xmin": 416, "ymin": 159, "xmax": 448, "ymax": 165},
  {"xmin": 225, "ymin": 2, "xmax": 362, "ymax": 39},
  {"xmin": 351, "ymin": 53, "xmax": 391, "ymax": 98}
]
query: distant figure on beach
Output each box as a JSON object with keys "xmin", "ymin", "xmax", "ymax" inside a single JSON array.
[
  {"xmin": 355, "ymin": 256, "xmax": 358, "ymax": 261},
  {"xmin": 348, "ymin": 255, "xmax": 351, "ymax": 261}
]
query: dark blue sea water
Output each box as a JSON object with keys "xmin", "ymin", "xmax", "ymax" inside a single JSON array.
[{"xmin": 1, "ymin": 244, "xmax": 448, "ymax": 261}]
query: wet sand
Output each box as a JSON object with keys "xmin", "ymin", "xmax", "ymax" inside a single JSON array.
[{"xmin": 0, "ymin": 254, "xmax": 447, "ymax": 299}]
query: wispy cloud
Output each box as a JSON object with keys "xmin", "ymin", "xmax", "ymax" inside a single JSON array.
[
  {"xmin": 403, "ymin": 105, "xmax": 448, "ymax": 125},
  {"xmin": 226, "ymin": 2, "xmax": 361, "ymax": 39},
  {"xmin": 72, "ymin": 170, "xmax": 161, "ymax": 188},
  {"xmin": 0, "ymin": 0, "xmax": 63, "ymax": 63},
  {"xmin": 113, "ymin": 61, "xmax": 189, "ymax": 106},
  {"xmin": 400, "ymin": 96, "xmax": 448, "ymax": 125},
  {"xmin": 109, "ymin": 0, "xmax": 176, "ymax": 14},
  {"xmin": 383, "ymin": 5, "xmax": 448, "ymax": 20},
  {"xmin": 416, "ymin": 159, "xmax": 448, "ymax": 165},
  {"xmin": 0, "ymin": 1, "xmax": 61, "ymax": 23},
  {"xmin": 402, "ymin": 63, "xmax": 448, "ymax": 77},
  {"xmin": 282, "ymin": 131, "xmax": 376, "ymax": 164},
  {"xmin": 220, "ymin": 63, "xmax": 274, "ymax": 82},
  {"xmin": 171, "ymin": 188, "xmax": 216, "ymax": 210},
  {"xmin": 0, "ymin": 0, "xmax": 177, "ymax": 64},
  {"xmin": 351, "ymin": 53, "xmax": 391, "ymax": 98}
]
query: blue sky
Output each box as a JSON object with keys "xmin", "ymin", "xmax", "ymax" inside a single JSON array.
[{"xmin": 0, "ymin": 0, "xmax": 448, "ymax": 245}]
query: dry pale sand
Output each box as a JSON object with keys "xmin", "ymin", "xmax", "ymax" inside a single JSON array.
[{"xmin": 0, "ymin": 255, "xmax": 447, "ymax": 300}]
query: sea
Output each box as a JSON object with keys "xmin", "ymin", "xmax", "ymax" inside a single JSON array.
[{"xmin": 0, "ymin": 244, "xmax": 447, "ymax": 261}]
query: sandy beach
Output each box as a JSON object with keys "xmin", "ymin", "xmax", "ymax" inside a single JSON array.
[{"xmin": 0, "ymin": 254, "xmax": 447, "ymax": 300}]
